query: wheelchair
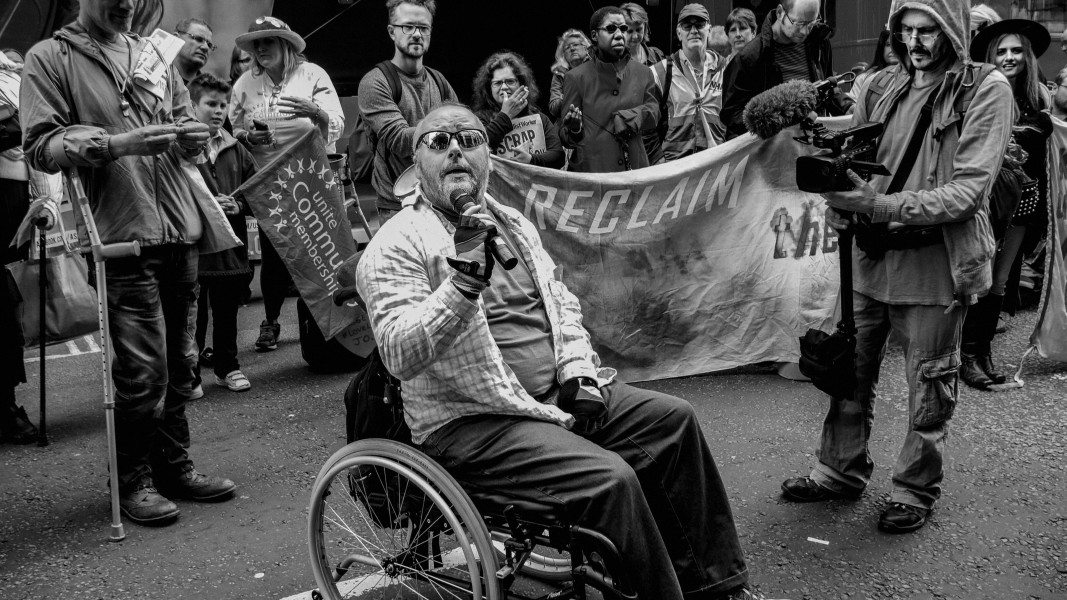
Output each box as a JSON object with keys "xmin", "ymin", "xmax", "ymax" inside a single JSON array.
[{"xmin": 307, "ymin": 395, "xmax": 638, "ymax": 600}]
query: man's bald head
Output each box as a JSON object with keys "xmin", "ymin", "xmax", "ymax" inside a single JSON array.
[
  {"xmin": 413, "ymin": 103, "xmax": 492, "ymax": 212},
  {"xmin": 412, "ymin": 102, "xmax": 485, "ymax": 153}
]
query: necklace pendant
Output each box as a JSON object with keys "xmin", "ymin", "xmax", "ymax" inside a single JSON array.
[{"xmin": 120, "ymin": 98, "xmax": 130, "ymax": 116}]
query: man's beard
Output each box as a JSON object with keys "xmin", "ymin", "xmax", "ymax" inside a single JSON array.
[{"xmin": 399, "ymin": 42, "xmax": 426, "ymax": 59}]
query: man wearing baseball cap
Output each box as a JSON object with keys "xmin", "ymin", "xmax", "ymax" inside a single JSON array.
[{"xmin": 650, "ymin": 4, "xmax": 726, "ymax": 161}]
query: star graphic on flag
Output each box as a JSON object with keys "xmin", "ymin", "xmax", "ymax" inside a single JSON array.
[
  {"xmin": 317, "ymin": 164, "xmax": 331, "ymax": 179},
  {"xmin": 308, "ymin": 159, "xmax": 317, "ymax": 173},
  {"xmin": 273, "ymin": 175, "xmax": 288, "ymax": 190},
  {"xmin": 297, "ymin": 158, "xmax": 306, "ymax": 173},
  {"xmin": 268, "ymin": 205, "xmax": 284, "ymax": 218},
  {"xmin": 273, "ymin": 218, "xmax": 289, "ymax": 233},
  {"xmin": 269, "ymin": 190, "xmax": 282, "ymax": 204},
  {"xmin": 283, "ymin": 165, "xmax": 296, "ymax": 179}
]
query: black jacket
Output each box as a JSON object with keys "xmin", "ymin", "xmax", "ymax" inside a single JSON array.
[{"xmin": 720, "ymin": 10, "xmax": 846, "ymax": 139}]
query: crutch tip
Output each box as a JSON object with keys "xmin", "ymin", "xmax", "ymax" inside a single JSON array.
[{"xmin": 109, "ymin": 524, "xmax": 126, "ymax": 542}]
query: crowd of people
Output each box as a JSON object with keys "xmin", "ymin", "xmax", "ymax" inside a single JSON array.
[{"xmin": 1, "ymin": 0, "xmax": 1066, "ymax": 597}]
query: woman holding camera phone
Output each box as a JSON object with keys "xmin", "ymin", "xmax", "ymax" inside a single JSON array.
[
  {"xmin": 960, "ymin": 18, "xmax": 1053, "ymax": 389},
  {"xmin": 229, "ymin": 17, "xmax": 344, "ymax": 353}
]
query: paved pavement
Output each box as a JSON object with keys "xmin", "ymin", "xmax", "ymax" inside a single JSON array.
[{"xmin": 1, "ymin": 292, "xmax": 1065, "ymax": 600}]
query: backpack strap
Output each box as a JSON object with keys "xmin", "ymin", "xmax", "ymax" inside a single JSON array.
[
  {"xmin": 949, "ymin": 63, "xmax": 996, "ymax": 136},
  {"xmin": 375, "ymin": 60, "xmax": 404, "ymax": 104},
  {"xmin": 424, "ymin": 66, "xmax": 453, "ymax": 101},
  {"xmin": 862, "ymin": 68, "xmax": 896, "ymax": 118}
]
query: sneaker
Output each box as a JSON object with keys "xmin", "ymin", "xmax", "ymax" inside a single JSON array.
[
  {"xmin": 189, "ymin": 384, "xmax": 205, "ymax": 400},
  {"xmin": 199, "ymin": 346, "xmax": 214, "ymax": 367},
  {"xmin": 120, "ymin": 481, "xmax": 180, "ymax": 524},
  {"xmin": 719, "ymin": 586, "xmax": 768, "ymax": 600},
  {"xmin": 0, "ymin": 404, "xmax": 38, "ymax": 444},
  {"xmin": 255, "ymin": 320, "xmax": 280, "ymax": 352},
  {"xmin": 157, "ymin": 468, "xmax": 236, "ymax": 501},
  {"xmin": 216, "ymin": 370, "xmax": 251, "ymax": 392},
  {"xmin": 781, "ymin": 476, "xmax": 861, "ymax": 502},
  {"xmin": 878, "ymin": 502, "xmax": 930, "ymax": 533}
]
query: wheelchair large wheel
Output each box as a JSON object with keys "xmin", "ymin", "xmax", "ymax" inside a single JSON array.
[
  {"xmin": 490, "ymin": 531, "xmax": 572, "ymax": 583},
  {"xmin": 309, "ymin": 439, "xmax": 501, "ymax": 600}
]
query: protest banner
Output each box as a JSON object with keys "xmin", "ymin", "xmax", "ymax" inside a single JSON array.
[
  {"xmin": 234, "ymin": 130, "xmax": 373, "ymax": 357},
  {"xmin": 495, "ymin": 113, "xmax": 548, "ymax": 158},
  {"xmin": 488, "ymin": 120, "xmax": 852, "ymax": 382},
  {"xmin": 1028, "ymin": 116, "xmax": 1067, "ymax": 362}
]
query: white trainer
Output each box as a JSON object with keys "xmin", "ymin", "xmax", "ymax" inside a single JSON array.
[{"xmin": 216, "ymin": 370, "xmax": 251, "ymax": 392}]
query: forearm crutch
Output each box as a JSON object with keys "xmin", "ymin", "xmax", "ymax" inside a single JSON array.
[{"xmin": 67, "ymin": 170, "xmax": 140, "ymax": 542}]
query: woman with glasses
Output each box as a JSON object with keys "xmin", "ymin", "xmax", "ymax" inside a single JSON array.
[
  {"xmin": 959, "ymin": 19, "xmax": 1053, "ymax": 390},
  {"xmin": 230, "ymin": 17, "xmax": 344, "ymax": 353},
  {"xmin": 471, "ymin": 51, "xmax": 564, "ymax": 170},
  {"xmin": 549, "ymin": 29, "xmax": 592, "ymax": 118},
  {"xmin": 559, "ymin": 6, "xmax": 660, "ymax": 173}
]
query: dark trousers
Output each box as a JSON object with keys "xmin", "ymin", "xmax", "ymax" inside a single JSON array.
[
  {"xmin": 258, "ymin": 231, "xmax": 291, "ymax": 323},
  {"xmin": 421, "ymin": 381, "xmax": 748, "ymax": 600},
  {"xmin": 0, "ymin": 177, "xmax": 29, "ymax": 391},
  {"xmin": 197, "ymin": 274, "xmax": 250, "ymax": 377},
  {"xmin": 107, "ymin": 244, "xmax": 199, "ymax": 491}
]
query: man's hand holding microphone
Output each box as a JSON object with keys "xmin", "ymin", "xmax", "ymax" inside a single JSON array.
[{"xmin": 446, "ymin": 190, "xmax": 518, "ymax": 299}]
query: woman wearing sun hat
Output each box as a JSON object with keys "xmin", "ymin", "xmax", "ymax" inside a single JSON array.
[
  {"xmin": 959, "ymin": 18, "xmax": 1053, "ymax": 390},
  {"xmin": 229, "ymin": 16, "xmax": 344, "ymax": 353}
]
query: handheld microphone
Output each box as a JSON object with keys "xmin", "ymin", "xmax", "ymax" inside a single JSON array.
[
  {"xmin": 449, "ymin": 189, "xmax": 518, "ymax": 271},
  {"xmin": 742, "ymin": 80, "xmax": 819, "ymax": 139}
]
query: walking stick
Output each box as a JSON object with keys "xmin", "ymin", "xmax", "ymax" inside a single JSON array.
[
  {"xmin": 67, "ymin": 170, "xmax": 140, "ymax": 542},
  {"xmin": 36, "ymin": 226, "xmax": 47, "ymax": 447}
]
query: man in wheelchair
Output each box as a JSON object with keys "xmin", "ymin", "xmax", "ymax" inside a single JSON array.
[{"xmin": 354, "ymin": 103, "xmax": 766, "ymax": 600}]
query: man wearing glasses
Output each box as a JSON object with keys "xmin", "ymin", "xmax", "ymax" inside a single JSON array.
[
  {"xmin": 721, "ymin": 0, "xmax": 850, "ymax": 139},
  {"xmin": 651, "ymin": 4, "xmax": 726, "ymax": 161},
  {"xmin": 354, "ymin": 103, "xmax": 769, "ymax": 600},
  {"xmin": 174, "ymin": 18, "xmax": 215, "ymax": 85},
  {"xmin": 357, "ymin": 0, "xmax": 456, "ymax": 225},
  {"xmin": 780, "ymin": 0, "xmax": 1013, "ymax": 534}
]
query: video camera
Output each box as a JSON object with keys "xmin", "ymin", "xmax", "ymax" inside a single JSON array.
[{"xmin": 794, "ymin": 120, "xmax": 891, "ymax": 194}]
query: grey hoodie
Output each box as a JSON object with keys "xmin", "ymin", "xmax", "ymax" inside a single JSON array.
[{"xmin": 853, "ymin": 0, "xmax": 1014, "ymax": 304}]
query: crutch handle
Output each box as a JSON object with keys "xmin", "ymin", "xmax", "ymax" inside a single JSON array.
[{"xmin": 97, "ymin": 241, "xmax": 141, "ymax": 261}]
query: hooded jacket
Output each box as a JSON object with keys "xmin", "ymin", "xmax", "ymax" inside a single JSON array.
[
  {"xmin": 854, "ymin": 0, "xmax": 1014, "ymax": 303},
  {"xmin": 20, "ymin": 23, "xmax": 238, "ymax": 252},
  {"xmin": 196, "ymin": 129, "xmax": 257, "ymax": 277},
  {"xmin": 720, "ymin": 10, "xmax": 844, "ymax": 139}
]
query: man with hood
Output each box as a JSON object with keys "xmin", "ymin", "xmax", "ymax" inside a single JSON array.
[
  {"xmin": 559, "ymin": 5, "xmax": 659, "ymax": 173},
  {"xmin": 20, "ymin": 0, "xmax": 239, "ymax": 525},
  {"xmin": 720, "ymin": 0, "xmax": 851, "ymax": 140},
  {"xmin": 779, "ymin": 0, "xmax": 1013, "ymax": 533}
]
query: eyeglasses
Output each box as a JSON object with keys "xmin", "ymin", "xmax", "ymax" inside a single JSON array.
[
  {"xmin": 391, "ymin": 23, "xmax": 432, "ymax": 36},
  {"xmin": 679, "ymin": 20, "xmax": 709, "ymax": 32},
  {"xmin": 417, "ymin": 129, "xmax": 488, "ymax": 151},
  {"xmin": 564, "ymin": 42, "xmax": 588, "ymax": 51},
  {"xmin": 895, "ymin": 26, "xmax": 943, "ymax": 44},
  {"xmin": 596, "ymin": 24, "xmax": 630, "ymax": 35},
  {"xmin": 491, "ymin": 78, "xmax": 519, "ymax": 89},
  {"xmin": 177, "ymin": 30, "xmax": 217, "ymax": 52},
  {"xmin": 779, "ymin": 8, "xmax": 822, "ymax": 31}
]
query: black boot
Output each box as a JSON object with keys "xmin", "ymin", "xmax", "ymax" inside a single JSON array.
[
  {"xmin": 0, "ymin": 389, "xmax": 38, "ymax": 444},
  {"xmin": 976, "ymin": 294, "xmax": 1007, "ymax": 384},
  {"xmin": 960, "ymin": 353, "xmax": 993, "ymax": 390},
  {"xmin": 978, "ymin": 355, "xmax": 1008, "ymax": 385}
]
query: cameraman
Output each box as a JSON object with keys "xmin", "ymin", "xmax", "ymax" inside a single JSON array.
[{"xmin": 780, "ymin": 0, "xmax": 1013, "ymax": 534}]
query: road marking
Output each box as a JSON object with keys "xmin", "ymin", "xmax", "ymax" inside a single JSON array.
[{"xmin": 24, "ymin": 335, "xmax": 101, "ymax": 363}]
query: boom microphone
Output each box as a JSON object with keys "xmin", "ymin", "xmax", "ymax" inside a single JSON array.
[
  {"xmin": 742, "ymin": 79, "xmax": 819, "ymax": 140},
  {"xmin": 449, "ymin": 190, "xmax": 518, "ymax": 270}
]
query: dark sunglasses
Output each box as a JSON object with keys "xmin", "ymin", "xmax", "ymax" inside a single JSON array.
[
  {"xmin": 597, "ymin": 24, "xmax": 630, "ymax": 34},
  {"xmin": 417, "ymin": 129, "xmax": 488, "ymax": 151}
]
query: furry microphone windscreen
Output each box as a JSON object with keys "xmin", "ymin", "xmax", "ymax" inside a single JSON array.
[{"xmin": 743, "ymin": 80, "xmax": 819, "ymax": 140}]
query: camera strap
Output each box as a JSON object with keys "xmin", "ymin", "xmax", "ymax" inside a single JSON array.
[{"xmin": 885, "ymin": 90, "xmax": 937, "ymax": 194}]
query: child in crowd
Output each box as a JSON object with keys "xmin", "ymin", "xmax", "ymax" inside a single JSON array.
[{"xmin": 190, "ymin": 73, "xmax": 257, "ymax": 393}]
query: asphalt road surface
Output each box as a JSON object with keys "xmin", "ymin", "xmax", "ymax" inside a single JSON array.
[{"xmin": 1, "ymin": 290, "xmax": 1065, "ymax": 600}]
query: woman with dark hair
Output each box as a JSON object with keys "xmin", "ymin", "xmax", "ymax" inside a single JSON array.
[
  {"xmin": 230, "ymin": 16, "xmax": 344, "ymax": 352},
  {"xmin": 960, "ymin": 19, "xmax": 1053, "ymax": 389},
  {"xmin": 549, "ymin": 29, "xmax": 592, "ymax": 118},
  {"xmin": 471, "ymin": 51, "xmax": 564, "ymax": 169},
  {"xmin": 848, "ymin": 29, "xmax": 899, "ymax": 101},
  {"xmin": 229, "ymin": 46, "xmax": 253, "ymax": 85},
  {"xmin": 620, "ymin": 2, "xmax": 665, "ymax": 66}
]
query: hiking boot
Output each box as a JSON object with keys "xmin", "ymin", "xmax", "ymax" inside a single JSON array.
[
  {"xmin": 977, "ymin": 354, "xmax": 1008, "ymax": 385},
  {"xmin": 781, "ymin": 476, "xmax": 861, "ymax": 502},
  {"xmin": 0, "ymin": 404, "xmax": 38, "ymax": 445},
  {"xmin": 158, "ymin": 469, "xmax": 236, "ymax": 501},
  {"xmin": 960, "ymin": 353, "xmax": 993, "ymax": 390},
  {"xmin": 216, "ymin": 370, "xmax": 251, "ymax": 392},
  {"xmin": 255, "ymin": 320, "xmax": 280, "ymax": 352},
  {"xmin": 120, "ymin": 481, "xmax": 180, "ymax": 524},
  {"xmin": 878, "ymin": 502, "xmax": 930, "ymax": 533}
]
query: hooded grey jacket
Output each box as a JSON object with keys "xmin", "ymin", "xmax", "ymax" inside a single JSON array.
[
  {"xmin": 20, "ymin": 23, "xmax": 237, "ymax": 252},
  {"xmin": 853, "ymin": 0, "xmax": 1014, "ymax": 304}
]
